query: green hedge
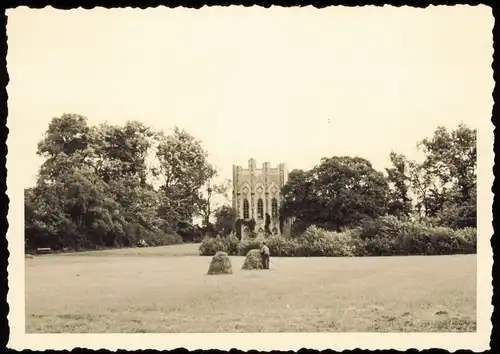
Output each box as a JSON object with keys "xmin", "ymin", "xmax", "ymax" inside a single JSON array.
[
  {"xmin": 198, "ymin": 234, "xmax": 239, "ymax": 256},
  {"xmin": 237, "ymin": 235, "xmax": 267, "ymax": 255},
  {"xmin": 198, "ymin": 234, "xmax": 267, "ymax": 256},
  {"xmin": 198, "ymin": 216, "xmax": 477, "ymax": 257},
  {"xmin": 356, "ymin": 216, "xmax": 476, "ymax": 256}
]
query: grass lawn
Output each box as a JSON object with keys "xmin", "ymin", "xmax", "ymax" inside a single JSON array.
[{"xmin": 25, "ymin": 243, "xmax": 476, "ymax": 333}]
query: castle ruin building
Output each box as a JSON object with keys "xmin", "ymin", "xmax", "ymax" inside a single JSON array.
[{"xmin": 232, "ymin": 158, "xmax": 288, "ymax": 236}]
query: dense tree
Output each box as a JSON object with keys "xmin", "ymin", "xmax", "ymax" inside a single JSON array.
[
  {"xmin": 385, "ymin": 123, "xmax": 476, "ymax": 228},
  {"xmin": 281, "ymin": 169, "xmax": 316, "ymax": 222},
  {"xmin": 176, "ymin": 221, "xmax": 204, "ymax": 243},
  {"xmin": 418, "ymin": 124, "xmax": 477, "ymax": 227},
  {"xmin": 155, "ymin": 127, "xmax": 215, "ymax": 225},
  {"xmin": 91, "ymin": 121, "xmax": 156, "ymax": 184},
  {"xmin": 213, "ymin": 205, "xmax": 237, "ymax": 236},
  {"xmin": 25, "ymin": 156, "xmax": 122, "ymax": 250},
  {"xmin": 36, "ymin": 114, "xmax": 94, "ymax": 181},
  {"xmin": 385, "ymin": 152, "xmax": 413, "ymax": 217},
  {"xmin": 281, "ymin": 156, "xmax": 389, "ymax": 232},
  {"xmin": 90, "ymin": 121, "xmax": 169, "ymax": 242},
  {"xmin": 24, "ymin": 114, "xmax": 216, "ymax": 251}
]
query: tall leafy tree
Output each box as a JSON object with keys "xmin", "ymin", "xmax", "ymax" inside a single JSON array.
[
  {"xmin": 387, "ymin": 123, "xmax": 476, "ymax": 228},
  {"xmin": 90, "ymin": 120, "xmax": 168, "ymax": 239},
  {"xmin": 25, "ymin": 156, "xmax": 122, "ymax": 250},
  {"xmin": 91, "ymin": 121, "xmax": 156, "ymax": 184},
  {"xmin": 418, "ymin": 124, "xmax": 476, "ymax": 204},
  {"xmin": 213, "ymin": 205, "xmax": 237, "ymax": 236},
  {"xmin": 418, "ymin": 123, "xmax": 477, "ymax": 227},
  {"xmin": 36, "ymin": 114, "xmax": 94, "ymax": 181},
  {"xmin": 385, "ymin": 152, "xmax": 413, "ymax": 217},
  {"xmin": 282, "ymin": 156, "xmax": 389, "ymax": 232},
  {"xmin": 25, "ymin": 114, "xmax": 195, "ymax": 251},
  {"xmin": 155, "ymin": 127, "xmax": 216, "ymax": 225}
]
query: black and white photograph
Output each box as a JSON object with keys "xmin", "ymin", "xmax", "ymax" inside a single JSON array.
[{"xmin": 5, "ymin": 4, "xmax": 493, "ymax": 351}]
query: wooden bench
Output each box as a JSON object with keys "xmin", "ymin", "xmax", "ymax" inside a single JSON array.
[{"xmin": 36, "ymin": 247, "xmax": 52, "ymax": 255}]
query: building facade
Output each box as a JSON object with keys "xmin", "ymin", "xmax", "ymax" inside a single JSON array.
[{"xmin": 232, "ymin": 158, "xmax": 288, "ymax": 236}]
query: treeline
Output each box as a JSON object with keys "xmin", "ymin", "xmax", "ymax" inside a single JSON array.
[
  {"xmin": 201, "ymin": 122, "xmax": 477, "ymax": 257},
  {"xmin": 280, "ymin": 123, "xmax": 476, "ymax": 234},
  {"xmin": 26, "ymin": 114, "xmax": 476, "ymax": 255},
  {"xmin": 25, "ymin": 114, "xmax": 228, "ymax": 252}
]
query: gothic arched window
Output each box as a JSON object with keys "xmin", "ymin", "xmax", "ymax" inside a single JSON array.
[
  {"xmin": 271, "ymin": 198, "xmax": 278, "ymax": 217},
  {"xmin": 243, "ymin": 199, "xmax": 250, "ymax": 219},
  {"xmin": 257, "ymin": 198, "xmax": 264, "ymax": 219}
]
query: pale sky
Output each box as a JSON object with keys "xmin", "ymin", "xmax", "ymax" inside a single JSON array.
[{"xmin": 6, "ymin": 5, "xmax": 493, "ymax": 190}]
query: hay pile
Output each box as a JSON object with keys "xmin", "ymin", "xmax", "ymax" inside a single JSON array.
[
  {"xmin": 242, "ymin": 249, "xmax": 263, "ymax": 270},
  {"xmin": 207, "ymin": 251, "xmax": 233, "ymax": 275}
]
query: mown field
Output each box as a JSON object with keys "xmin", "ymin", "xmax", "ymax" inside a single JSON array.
[{"xmin": 25, "ymin": 243, "xmax": 476, "ymax": 333}]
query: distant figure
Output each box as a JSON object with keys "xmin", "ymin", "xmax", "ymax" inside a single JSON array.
[{"xmin": 260, "ymin": 241, "xmax": 270, "ymax": 270}]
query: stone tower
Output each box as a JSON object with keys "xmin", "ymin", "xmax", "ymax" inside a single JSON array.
[{"xmin": 232, "ymin": 158, "xmax": 288, "ymax": 237}]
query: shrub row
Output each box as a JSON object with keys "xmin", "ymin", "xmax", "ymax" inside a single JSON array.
[{"xmin": 199, "ymin": 216, "xmax": 477, "ymax": 257}]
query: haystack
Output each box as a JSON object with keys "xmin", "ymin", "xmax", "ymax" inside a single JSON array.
[
  {"xmin": 207, "ymin": 251, "xmax": 233, "ymax": 275},
  {"xmin": 242, "ymin": 249, "xmax": 263, "ymax": 270}
]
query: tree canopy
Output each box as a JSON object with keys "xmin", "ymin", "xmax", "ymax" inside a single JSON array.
[
  {"xmin": 281, "ymin": 156, "xmax": 390, "ymax": 232},
  {"xmin": 25, "ymin": 114, "xmax": 220, "ymax": 251},
  {"xmin": 25, "ymin": 115, "xmax": 476, "ymax": 251},
  {"xmin": 281, "ymin": 123, "xmax": 477, "ymax": 233}
]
